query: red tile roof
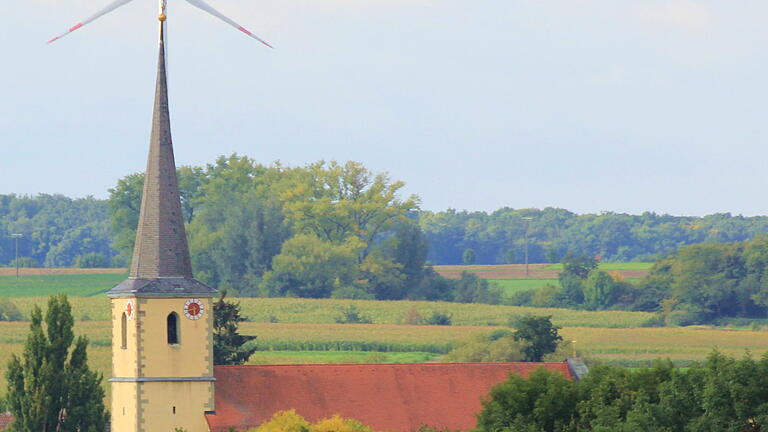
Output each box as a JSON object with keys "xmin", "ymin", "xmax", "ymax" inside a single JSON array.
[
  {"xmin": 0, "ymin": 414, "xmax": 13, "ymax": 430},
  {"xmin": 206, "ymin": 362, "xmax": 572, "ymax": 432}
]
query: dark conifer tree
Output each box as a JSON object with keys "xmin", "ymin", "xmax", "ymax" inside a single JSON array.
[{"xmin": 213, "ymin": 291, "xmax": 257, "ymax": 365}]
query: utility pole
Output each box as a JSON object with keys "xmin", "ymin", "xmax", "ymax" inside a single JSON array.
[
  {"xmin": 10, "ymin": 234, "xmax": 23, "ymax": 279},
  {"xmin": 522, "ymin": 217, "xmax": 533, "ymax": 277}
]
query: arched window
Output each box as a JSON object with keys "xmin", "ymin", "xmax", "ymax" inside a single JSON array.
[
  {"xmin": 121, "ymin": 312, "xmax": 127, "ymax": 349},
  {"xmin": 167, "ymin": 312, "xmax": 179, "ymax": 345}
]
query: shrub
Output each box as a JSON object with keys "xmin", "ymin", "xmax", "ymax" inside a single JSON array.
[
  {"xmin": 402, "ymin": 306, "xmax": 424, "ymax": 325},
  {"xmin": 75, "ymin": 253, "xmax": 109, "ymax": 268},
  {"xmin": 0, "ymin": 298, "xmax": 23, "ymax": 321},
  {"xmin": 9, "ymin": 257, "xmax": 38, "ymax": 268},
  {"xmin": 335, "ymin": 305, "xmax": 373, "ymax": 324},
  {"xmin": 443, "ymin": 331, "xmax": 526, "ymax": 362},
  {"xmin": 425, "ymin": 312, "xmax": 452, "ymax": 326},
  {"xmin": 248, "ymin": 410, "xmax": 378, "ymax": 432}
]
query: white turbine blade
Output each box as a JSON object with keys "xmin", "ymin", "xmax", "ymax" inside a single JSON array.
[
  {"xmin": 48, "ymin": 0, "xmax": 135, "ymax": 43},
  {"xmin": 184, "ymin": 0, "xmax": 273, "ymax": 48}
]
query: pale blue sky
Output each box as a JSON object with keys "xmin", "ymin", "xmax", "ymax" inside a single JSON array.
[{"xmin": 1, "ymin": 0, "xmax": 767, "ymax": 216}]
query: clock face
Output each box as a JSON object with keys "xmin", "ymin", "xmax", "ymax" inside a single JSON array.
[
  {"xmin": 125, "ymin": 300, "xmax": 134, "ymax": 320},
  {"xmin": 183, "ymin": 299, "xmax": 205, "ymax": 320}
]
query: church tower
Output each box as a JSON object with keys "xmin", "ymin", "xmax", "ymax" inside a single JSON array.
[{"xmin": 107, "ymin": 9, "xmax": 217, "ymax": 432}]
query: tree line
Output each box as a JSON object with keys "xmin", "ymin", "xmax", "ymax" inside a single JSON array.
[
  {"xmin": 507, "ymin": 237, "xmax": 768, "ymax": 325},
  {"xmin": 5, "ymin": 155, "xmax": 768, "ymax": 300},
  {"xmin": 0, "ymin": 194, "xmax": 115, "ymax": 268},
  {"xmin": 108, "ymin": 155, "xmax": 495, "ymax": 302},
  {"xmin": 475, "ymin": 352, "xmax": 768, "ymax": 432},
  {"xmin": 420, "ymin": 207, "xmax": 768, "ymax": 265}
]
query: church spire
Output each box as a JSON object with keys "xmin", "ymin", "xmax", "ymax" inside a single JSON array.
[
  {"xmin": 129, "ymin": 31, "xmax": 192, "ymax": 279},
  {"xmin": 109, "ymin": 11, "xmax": 214, "ymax": 297}
]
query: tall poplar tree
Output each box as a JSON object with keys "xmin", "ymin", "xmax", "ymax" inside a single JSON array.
[{"xmin": 5, "ymin": 295, "xmax": 108, "ymax": 432}]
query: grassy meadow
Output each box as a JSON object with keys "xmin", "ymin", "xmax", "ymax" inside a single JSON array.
[{"xmin": 0, "ymin": 273, "xmax": 126, "ymax": 297}]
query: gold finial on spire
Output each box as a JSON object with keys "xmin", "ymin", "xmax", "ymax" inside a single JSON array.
[{"xmin": 158, "ymin": 13, "xmax": 166, "ymax": 22}]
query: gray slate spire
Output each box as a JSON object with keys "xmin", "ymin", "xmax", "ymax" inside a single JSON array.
[{"xmin": 108, "ymin": 36, "xmax": 215, "ymax": 298}]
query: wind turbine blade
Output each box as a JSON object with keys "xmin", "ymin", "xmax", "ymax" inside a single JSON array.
[
  {"xmin": 184, "ymin": 0, "xmax": 273, "ymax": 48},
  {"xmin": 48, "ymin": 0, "xmax": 135, "ymax": 43}
]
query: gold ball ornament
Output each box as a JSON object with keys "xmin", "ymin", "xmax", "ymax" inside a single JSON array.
[{"xmin": 158, "ymin": 13, "xmax": 167, "ymax": 22}]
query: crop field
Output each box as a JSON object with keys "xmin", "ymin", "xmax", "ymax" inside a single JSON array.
[
  {"xmin": 2, "ymin": 320, "xmax": 768, "ymax": 400},
  {"xmin": 435, "ymin": 263, "xmax": 653, "ymax": 280},
  {"xmin": 3, "ymin": 297, "xmax": 656, "ymax": 327},
  {"xmin": 0, "ymin": 265, "xmax": 755, "ymax": 407}
]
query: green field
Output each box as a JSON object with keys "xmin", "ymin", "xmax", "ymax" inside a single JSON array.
[
  {"xmin": 489, "ymin": 279, "xmax": 553, "ymax": 295},
  {"xmin": 248, "ymin": 351, "xmax": 439, "ymax": 364},
  {"xmin": 0, "ymin": 273, "xmax": 126, "ymax": 297},
  {"xmin": 543, "ymin": 262, "xmax": 654, "ymax": 271}
]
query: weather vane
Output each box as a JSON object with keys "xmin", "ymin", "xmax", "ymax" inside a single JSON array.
[{"xmin": 47, "ymin": 0, "xmax": 272, "ymax": 48}]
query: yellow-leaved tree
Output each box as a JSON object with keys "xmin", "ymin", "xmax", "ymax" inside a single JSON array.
[{"xmin": 248, "ymin": 409, "xmax": 377, "ymax": 432}]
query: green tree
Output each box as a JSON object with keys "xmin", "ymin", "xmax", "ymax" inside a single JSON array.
[
  {"xmin": 462, "ymin": 248, "xmax": 476, "ymax": 265},
  {"xmin": 263, "ymin": 234, "xmax": 361, "ymax": 298},
  {"xmin": 384, "ymin": 222, "xmax": 429, "ymax": 293},
  {"xmin": 108, "ymin": 167, "xmax": 209, "ymax": 264},
  {"xmin": 190, "ymin": 191, "xmax": 290, "ymax": 294},
  {"xmin": 562, "ymin": 252, "xmax": 598, "ymax": 279},
  {"xmin": 504, "ymin": 248, "xmax": 516, "ymax": 264},
  {"xmin": 512, "ymin": 315, "xmax": 563, "ymax": 362},
  {"xmin": 5, "ymin": 295, "xmax": 108, "ymax": 432},
  {"xmin": 583, "ymin": 270, "xmax": 617, "ymax": 311},
  {"xmin": 356, "ymin": 252, "xmax": 406, "ymax": 300},
  {"xmin": 213, "ymin": 291, "xmax": 257, "ymax": 365},
  {"xmin": 282, "ymin": 161, "xmax": 419, "ymax": 259},
  {"xmin": 452, "ymin": 272, "xmax": 500, "ymax": 304},
  {"xmin": 475, "ymin": 367, "xmax": 579, "ymax": 432},
  {"xmin": 75, "ymin": 252, "xmax": 108, "ymax": 268}
]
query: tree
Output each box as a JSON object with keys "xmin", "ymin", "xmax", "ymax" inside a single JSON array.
[
  {"xmin": 384, "ymin": 222, "xmax": 429, "ymax": 293},
  {"xmin": 475, "ymin": 367, "xmax": 579, "ymax": 432},
  {"xmin": 5, "ymin": 295, "xmax": 108, "ymax": 432},
  {"xmin": 282, "ymin": 161, "xmax": 419, "ymax": 259},
  {"xmin": 108, "ymin": 167, "xmax": 209, "ymax": 264},
  {"xmin": 75, "ymin": 252, "xmax": 108, "ymax": 268},
  {"xmin": 583, "ymin": 270, "xmax": 617, "ymax": 310},
  {"xmin": 511, "ymin": 315, "xmax": 563, "ymax": 362},
  {"xmin": 189, "ymin": 191, "xmax": 290, "ymax": 294},
  {"xmin": 561, "ymin": 252, "xmax": 598, "ymax": 279},
  {"xmin": 462, "ymin": 248, "xmax": 476, "ymax": 265},
  {"xmin": 213, "ymin": 291, "xmax": 257, "ymax": 365},
  {"xmin": 504, "ymin": 248, "xmax": 516, "ymax": 264},
  {"xmin": 452, "ymin": 272, "xmax": 500, "ymax": 304},
  {"xmin": 263, "ymin": 234, "xmax": 361, "ymax": 298}
]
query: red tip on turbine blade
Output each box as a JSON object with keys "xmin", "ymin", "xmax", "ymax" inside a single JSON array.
[
  {"xmin": 238, "ymin": 26, "xmax": 273, "ymax": 48},
  {"xmin": 47, "ymin": 36, "xmax": 60, "ymax": 44},
  {"xmin": 69, "ymin": 23, "xmax": 84, "ymax": 32}
]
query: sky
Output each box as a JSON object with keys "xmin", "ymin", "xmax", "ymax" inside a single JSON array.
[{"xmin": 1, "ymin": 0, "xmax": 767, "ymax": 216}]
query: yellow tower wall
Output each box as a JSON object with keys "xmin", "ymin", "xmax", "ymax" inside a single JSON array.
[{"xmin": 111, "ymin": 296, "xmax": 215, "ymax": 432}]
